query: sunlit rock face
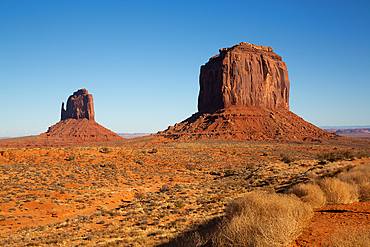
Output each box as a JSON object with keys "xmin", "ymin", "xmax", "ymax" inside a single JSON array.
[
  {"xmin": 157, "ymin": 42, "xmax": 336, "ymax": 142},
  {"xmin": 198, "ymin": 42, "xmax": 290, "ymax": 113},
  {"xmin": 61, "ymin": 88, "xmax": 95, "ymax": 121}
]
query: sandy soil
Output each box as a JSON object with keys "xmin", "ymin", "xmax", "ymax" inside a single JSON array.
[
  {"xmin": 294, "ymin": 201, "xmax": 370, "ymax": 246},
  {"xmin": 0, "ymin": 137, "xmax": 369, "ymax": 246}
]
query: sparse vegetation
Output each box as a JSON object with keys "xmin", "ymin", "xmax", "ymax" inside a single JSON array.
[
  {"xmin": 212, "ymin": 191, "xmax": 313, "ymax": 247},
  {"xmin": 100, "ymin": 147, "xmax": 110, "ymax": 153},
  {"xmin": 224, "ymin": 167, "xmax": 235, "ymax": 177},
  {"xmin": 317, "ymin": 177, "xmax": 358, "ymax": 205},
  {"xmin": 359, "ymin": 184, "xmax": 370, "ymax": 202},
  {"xmin": 288, "ymin": 182, "xmax": 326, "ymax": 208},
  {"xmin": 0, "ymin": 141, "xmax": 369, "ymax": 246},
  {"xmin": 148, "ymin": 148, "xmax": 158, "ymax": 154},
  {"xmin": 66, "ymin": 154, "xmax": 76, "ymax": 161},
  {"xmin": 324, "ymin": 226, "xmax": 370, "ymax": 247},
  {"xmin": 280, "ymin": 153, "xmax": 295, "ymax": 164},
  {"xmin": 317, "ymin": 150, "xmax": 355, "ymax": 163}
]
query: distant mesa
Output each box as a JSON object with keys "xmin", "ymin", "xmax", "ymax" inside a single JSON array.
[
  {"xmin": 325, "ymin": 128, "xmax": 370, "ymax": 138},
  {"xmin": 116, "ymin": 133, "xmax": 151, "ymax": 138},
  {"xmin": 158, "ymin": 42, "xmax": 337, "ymax": 142}
]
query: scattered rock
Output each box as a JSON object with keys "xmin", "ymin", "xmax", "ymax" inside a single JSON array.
[{"xmin": 161, "ymin": 184, "xmax": 170, "ymax": 192}]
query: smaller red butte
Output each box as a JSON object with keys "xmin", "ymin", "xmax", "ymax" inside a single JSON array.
[{"xmin": 61, "ymin": 88, "xmax": 95, "ymax": 121}]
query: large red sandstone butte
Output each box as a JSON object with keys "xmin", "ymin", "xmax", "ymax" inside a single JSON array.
[
  {"xmin": 199, "ymin": 42, "xmax": 289, "ymax": 113},
  {"xmin": 159, "ymin": 42, "xmax": 337, "ymax": 142}
]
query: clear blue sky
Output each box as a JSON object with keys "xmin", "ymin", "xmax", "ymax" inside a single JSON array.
[{"xmin": 1, "ymin": 0, "xmax": 370, "ymax": 137}]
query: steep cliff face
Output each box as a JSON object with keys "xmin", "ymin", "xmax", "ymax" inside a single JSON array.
[
  {"xmin": 40, "ymin": 88, "xmax": 122, "ymax": 144},
  {"xmin": 158, "ymin": 42, "xmax": 337, "ymax": 142},
  {"xmin": 198, "ymin": 42, "xmax": 289, "ymax": 113},
  {"xmin": 61, "ymin": 89, "xmax": 95, "ymax": 121}
]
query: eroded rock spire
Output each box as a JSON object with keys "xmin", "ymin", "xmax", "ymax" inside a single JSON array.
[{"xmin": 61, "ymin": 89, "xmax": 95, "ymax": 121}]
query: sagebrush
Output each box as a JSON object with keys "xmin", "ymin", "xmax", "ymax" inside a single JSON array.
[{"xmin": 212, "ymin": 191, "xmax": 313, "ymax": 247}]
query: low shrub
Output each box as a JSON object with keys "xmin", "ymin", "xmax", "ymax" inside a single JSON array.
[
  {"xmin": 134, "ymin": 191, "xmax": 145, "ymax": 201},
  {"xmin": 185, "ymin": 164, "xmax": 196, "ymax": 170},
  {"xmin": 100, "ymin": 147, "xmax": 110, "ymax": 153},
  {"xmin": 174, "ymin": 231, "xmax": 208, "ymax": 247},
  {"xmin": 224, "ymin": 168, "xmax": 235, "ymax": 177},
  {"xmin": 357, "ymin": 151, "xmax": 369, "ymax": 159},
  {"xmin": 148, "ymin": 148, "xmax": 158, "ymax": 154},
  {"xmin": 65, "ymin": 154, "xmax": 76, "ymax": 161},
  {"xmin": 317, "ymin": 150, "xmax": 355, "ymax": 163},
  {"xmin": 359, "ymin": 184, "xmax": 370, "ymax": 202},
  {"xmin": 174, "ymin": 199, "xmax": 185, "ymax": 209},
  {"xmin": 323, "ymin": 226, "xmax": 370, "ymax": 247},
  {"xmin": 134, "ymin": 159, "xmax": 145, "ymax": 165},
  {"xmin": 288, "ymin": 183, "xmax": 326, "ymax": 208},
  {"xmin": 212, "ymin": 191, "xmax": 313, "ymax": 247},
  {"xmin": 317, "ymin": 177, "xmax": 358, "ymax": 205},
  {"xmin": 337, "ymin": 163, "xmax": 370, "ymax": 186},
  {"xmin": 280, "ymin": 154, "xmax": 295, "ymax": 164}
]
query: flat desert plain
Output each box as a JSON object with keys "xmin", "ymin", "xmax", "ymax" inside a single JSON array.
[{"xmin": 0, "ymin": 136, "xmax": 370, "ymax": 246}]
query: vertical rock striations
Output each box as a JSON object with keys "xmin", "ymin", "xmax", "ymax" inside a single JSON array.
[
  {"xmin": 158, "ymin": 42, "xmax": 337, "ymax": 142},
  {"xmin": 198, "ymin": 42, "xmax": 289, "ymax": 113},
  {"xmin": 61, "ymin": 89, "xmax": 95, "ymax": 121}
]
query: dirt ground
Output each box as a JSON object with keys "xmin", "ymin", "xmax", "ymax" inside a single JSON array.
[
  {"xmin": 0, "ymin": 137, "xmax": 370, "ymax": 246},
  {"xmin": 294, "ymin": 201, "xmax": 370, "ymax": 246}
]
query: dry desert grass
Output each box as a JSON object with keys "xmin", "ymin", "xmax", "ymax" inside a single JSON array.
[
  {"xmin": 288, "ymin": 183, "xmax": 327, "ymax": 208},
  {"xmin": 323, "ymin": 226, "xmax": 370, "ymax": 247},
  {"xmin": 317, "ymin": 177, "xmax": 359, "ymax": 205},
  {"xmin": 0, "ymin": 139, "xmax": 369, "ymax": 246},
  {"xmin": 212, "ymin": 191, "xmax": 313, "ymax": 247}
]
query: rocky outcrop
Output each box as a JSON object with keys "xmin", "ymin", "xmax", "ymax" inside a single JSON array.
[
  {"xmin": 198, "ymin": 42, "xmax": 289, "ymax": 113},
  {"xmin": 14, "ymin": 88, "xmax": 124, "ymax": 146},
  {"xmin": 44, "ymin": 118, "xmax": 122, "ymax": 142},
  {"xmin": 158, "ymin": 42, "xmax": 337, "ymax": 142},
  {"xmin": 158, "ymin": 106, "xmax": 337, "ymax": 142},
  {"xmin": 61, "ymin": 89, "xmax": 95, "ymax": 121},
  {"xmin": 44, "ymin": 88, "xmax": 123, "ymax": 143}
]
